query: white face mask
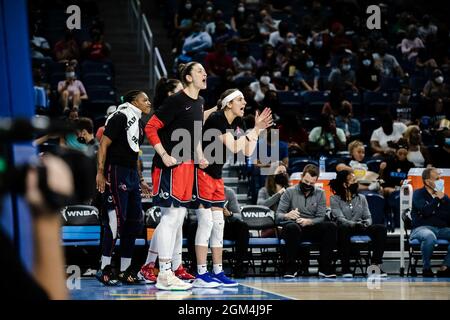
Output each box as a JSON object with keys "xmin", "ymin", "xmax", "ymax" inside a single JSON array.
[
  {"xmin": 66, "ymin": 72, "xmax": 76, "ymax": 79},
  {"xmin": 434, "ymin": 179, "xmax": 445, "ymax": 192},
  {"xmin": 341, "ymin": 64, "xmax": 351, "ymax": 71},
  {"xmin": 435, "ymin": 76, "xmax": 444, "ymax": 84},
  {"xmin": 362, "ymin": 59, "xmax": 371, "ymax": 67},
  {"xmin": 306, "ymin": 60, "xmax": 314, "ymax": 68},
  {"xmin": 185, "ymin": 3, "xmax": 192, "ymax": 10},
  {"xmin": 260, "ymin": 76, "xmax": 271, "ymax": 85},
  {"xmin": 238, "ymin": 6, "xmax": 245, "ymax": 13}
]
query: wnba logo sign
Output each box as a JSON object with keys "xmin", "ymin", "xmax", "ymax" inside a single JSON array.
[
  {"xmin": 66, "ymin": 5, "xmax": 81, "ymax": 30},
  {"xmin": 366, "ymin": 5, "xmax": 381, "ymax": 30}
]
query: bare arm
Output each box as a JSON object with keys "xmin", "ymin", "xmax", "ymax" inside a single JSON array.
[
  {"xmin": 203, "ymin": 106, "xmax": 218, "ymax": 123},
  {"xmin": 96, "ymin": 135, "xmax": 112, "ymax": 193}
]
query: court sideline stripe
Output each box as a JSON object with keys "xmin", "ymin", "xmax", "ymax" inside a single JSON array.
[{"xmin": 239, "ymin": 282, "xmax": 295, "ymax": 300}]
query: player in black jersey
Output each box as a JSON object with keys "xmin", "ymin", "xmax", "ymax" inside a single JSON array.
[
  {"xmin": 145, "ymin": 62, "xmax": 209, "ymax": 290},
  {"xmin": 191, "ymin": 88, "xmax": 273, "ymax": 288}
]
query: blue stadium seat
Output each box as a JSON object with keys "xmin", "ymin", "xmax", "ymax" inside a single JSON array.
[
  {"xmin": 302, "ymin": 91, "xmax": 329, "ymax": 117},
  {"xmin": 360, "ymin": 117, "xmax": 380, "ymax": 143},
  {"xmin": 87, "ymin": 86, "xmax": 117, "ymax": 104},
  {"xmin": 289, "ymin": 157, "xmax": 319, "ymax": 174},
  {"xmin": 344, "ymin": 91, "xmax": 363, "ymax": 117},
  {"xmin": 81, "ymin": 60, "xmax": 114, "ymax": 76},
  {"xmin": 277, "ymin": 91, "xmax": 302, "ymax": 110},
  {"xmin": 82, "ymin": 73, "xmax": 114, "ymax": 88},
  {"xmin": 363, "ymin": 92, "xmax": 393, "ymax": 115},
  {"xmin": 380, "ymin": 77, "xmax": 401, "ymax": 93},
  {"xmin": 366, "ymin": 158, "xmax": 383, "ymax": 173},
  {"xmin": 409, "ymin": 75, "xmax": 427, "ymax": 92}
]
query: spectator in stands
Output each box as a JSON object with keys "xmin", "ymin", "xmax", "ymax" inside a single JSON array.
[
  {"xmin": 233, "ymin": 44, "xmax": 257, "ymax": 80},
  {"xmin": 370, "ymin": 113, "xmax": 407, "ymax": 156},
  {"xmin": 422, "ymin": 69, "xmax": 449, "ymax": 104},
  {"xmin": 336, "ymin": 140, "xmax": 381, "ymax": 192},
  {"xmin": 33, "ymin": 68, "xmax": 50, "ymax": 114},
  {"xmin": 96, "ymin": 105, "xmax": 117, "ymax": 141},
  {"xmin": 30, "ymin": 23, "xmax": 51, "ymax": 60},
  {"xmin": 54, "ymin": 29, "xmax": 80, "ymax": 64},
  {"xmin": 400, "ymin": 24, "xmax": 425, "ymax": 62},
  {"xmin": 204, "ymin": 42, "xmax": 235, "ymax": 79},
  {"xmin": 238, "ymin": 13, "xmax": 259, "ymax": 42},
  {"xmin": 82, "ymin": 29, "xmax": 111, "ymax": 61},
  {"xmin": 205, "ymin": 10, "xmax": 231, "ymax": 36},
  {"xmin": 410, "ymin": 167, "xmax": 450, "ymax": 277},
  {"xmin": 180, "ymin": 22, "xmax": 212, "ymax": 58},
  {"xmin": 277, "ymin": 164, "xmax": 337, "ymax": 278},
  {"xmin": 292, "ymin": 53, "xmax": 320, "ymax": 92},
  {"xmin": 418, "ymin": 15, "xmax": 438, "ymax": 40},
  {"xmin": 212, "ymin": 20, "xmax": 238, "ymax": 44},
  {"xmin": 433, "ymin": 121, "xmax": 450, "ymax": 168},
  {"xmin": 249, "ymin": 68, "xmax": 276, "ymax": 103},
  {"xmin": 403, "ymin": 125, "xmax": 432, "ymax": 167},
  {"xmin": 330, "ymin": 170, "xmax": 387, "ymax": 277},
  {"xmin": 257, "ymin": 9, "xmax": 278, "ymax": 39},
  {"xmin": 328, "ymin": 56, "xmax": 357, "ymax": 92},
  {"xmin": 335, "ymin": 100, "xmax": 361, "ymax": 141},
  {"xmin": 391, "ymin": 85, "xmax": 416, "ymax": 125},
  {"xmin": 307, "ymin": 25, "xmax": 331, "ymax": 67},
  {"xmin": 373, "ymin": 38, "xmax": 404, "ymax": 78},
  {"xmin": 57, "ymin": 67, "xmax": 88, "ymax": 114},
  {"xmin": 278, "ymin": 115, "xmax": 309, "ymax": 157},
  {"xmin": 427, "ymin": 98, "xmax": 448, "ymax": 129},
  {"xmin": 230, "ymin": 0, "xmax": 247, "ymax": 32},
  {"xmin": 257, "ymin": 163, "xmax": 289, "ymax": 212},
  {"xmin": 309, "ymin": 113, "xmax": 346, "ymax": 156},
  {"xmin": 356, "ymin": 51, "xmax": 381, "ymax": 92},
  {"xmin": 186, "ymin": 186, "xmax": 250, "ymax": 279},
  {"xmin": 268, "ymin": 20, "xmax": 296, "ymax": 48},
  {"xmin": 173, "ymin": 0, "xmax": 195, "ymax": 33},
  {"xmin": 329, "ymin": 22, "xmax": 352, "ymax": 55},
  {"xmin": 379, "ymin": 146, "xmax": 415, "ymax": 195},
  {"xmin": 257, "ymin": 44, "xmax": 277, "ymax": 73}
]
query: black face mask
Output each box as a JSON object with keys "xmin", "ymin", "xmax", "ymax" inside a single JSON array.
[
  {"xmin": 77, "ymin": 136, "xmax": 86, "ymax": 144},
  {"xmin": 300, "ymin": 182, "xmax": 314, "ymax": 193},
  {"xmin": 274, "ymin": 173, "xmax": 289, "ymax": 188},
  {"xmin": 348, "ymin": 183, "xmax": 359, "ymax": 194}
]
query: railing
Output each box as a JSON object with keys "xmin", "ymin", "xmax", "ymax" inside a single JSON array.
[{"xmin": 128, "ymin": 0, "xmax": 167, "ymax": 95}]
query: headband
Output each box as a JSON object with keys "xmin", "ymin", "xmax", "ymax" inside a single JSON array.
[{"xmin": 221, "ymin": 90, "xmax": 244, "ymax": 108}]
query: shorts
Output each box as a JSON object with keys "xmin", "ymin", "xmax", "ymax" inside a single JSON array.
[
  {"xmin": 151, "ymin": 161, "xmax": 195, "ymax": 208},
  {"xmin": 191, "ymin": 168, "xmax": 225, "ymax": 209}
]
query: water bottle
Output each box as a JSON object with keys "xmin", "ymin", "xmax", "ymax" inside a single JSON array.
[{"xmin": 319, "ymin": 156, "xmax": 326, "ymax": 173}]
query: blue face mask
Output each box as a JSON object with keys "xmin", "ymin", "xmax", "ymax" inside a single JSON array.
[
  {"xmin": 434, "ymin": 179, "xmax": 445, "ymax": 193},
  {"xmin": 306, "ymin": 60, "xmax": 314, "ymax": 68},
  {"xmin": 362, "ymin": 59, "xmax": 371, "ymax": 67},
  {"xmin": 445, "ymin": 137, "xmax": 450, "ymax": 146}
]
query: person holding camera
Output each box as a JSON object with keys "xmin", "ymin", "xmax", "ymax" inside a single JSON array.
[{"xmin": 95, "ymin": 90, "xmax": 152, "ymax": 285}]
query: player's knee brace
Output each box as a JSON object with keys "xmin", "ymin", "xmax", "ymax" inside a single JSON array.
[
  {"xmin": 195, "ymin": 208, "xmax": 213, "ymax": 246},
  {"xmin": 210, "ymin": 210, "xmax": 224, "ymax": 248},
  {"xmin": 159, "ymin": 207, "xmax": 179, "ymax": 230}
]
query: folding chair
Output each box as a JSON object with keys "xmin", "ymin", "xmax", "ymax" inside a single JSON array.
[{"xmin": 240, "ymin": 205, "xmax": 281, "ymax": 275}]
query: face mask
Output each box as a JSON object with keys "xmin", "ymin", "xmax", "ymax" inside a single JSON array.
[
  {"xmin": 362, "ymin": 59, "xmax": 371, "ymax": 67},
  {"xmin": 260, "ymin": 76, "xmax": 271, "ymax": 85},
  {"xmin": 77, "ymin": 136, "xmax": 86, "ymax": 144},
  {"xmin": 314, "ymin": 40, "xmax": 323, "ymax": 48},
  {"xmin": 238, "ymin": 6, "xmax": 245, "ymax": 13},
  {"xmin": 445, "ymin": 137, "xmax": 450, "ymax": 146},
  {"xmin": 306, "ymin": 60, "xmax": 314, "ymax": 68},
  {"xmin": 206, "ymin": 6, "xmax": 213, "ymax": 13},
  {"xmin": 348, "ymin": 183, "xmax": 359, "ymax": 194},
  {"xmin": 185, "ymin": 3, "xmax": 192, "ymax": 10},
  {"xmin": 341, "ymin": 64, "xmax": 351, "ymax": 71},
  {"xmin": 435, "ymin": 76, "xmax": 444, "ymax": 84},
  {"xmin": 434, "ymin": 179, "xmax": 444, "ymax": 192},
  {"xmin": 300, "ymin": 182, "xmax": 314, "ymax": 193},
  {"xmin": 274, "ymin": 173, "xmax": 289, "ymax": 187},
  {"xmin": 66, "ymin": 72, "xmax": 76, "ymax": 79}
]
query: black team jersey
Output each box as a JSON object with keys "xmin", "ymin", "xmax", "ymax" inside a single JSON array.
[
  {"xmin": 103, "ymin": 113, "xmax": 144, "ymax": 169},
  {"xmin": 145, "ymin": 90, "xmax": 204, "ymax": 169},
  {"xmin": 202, "ymin": 109, "xmax": 246, "ymax": 179}
]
